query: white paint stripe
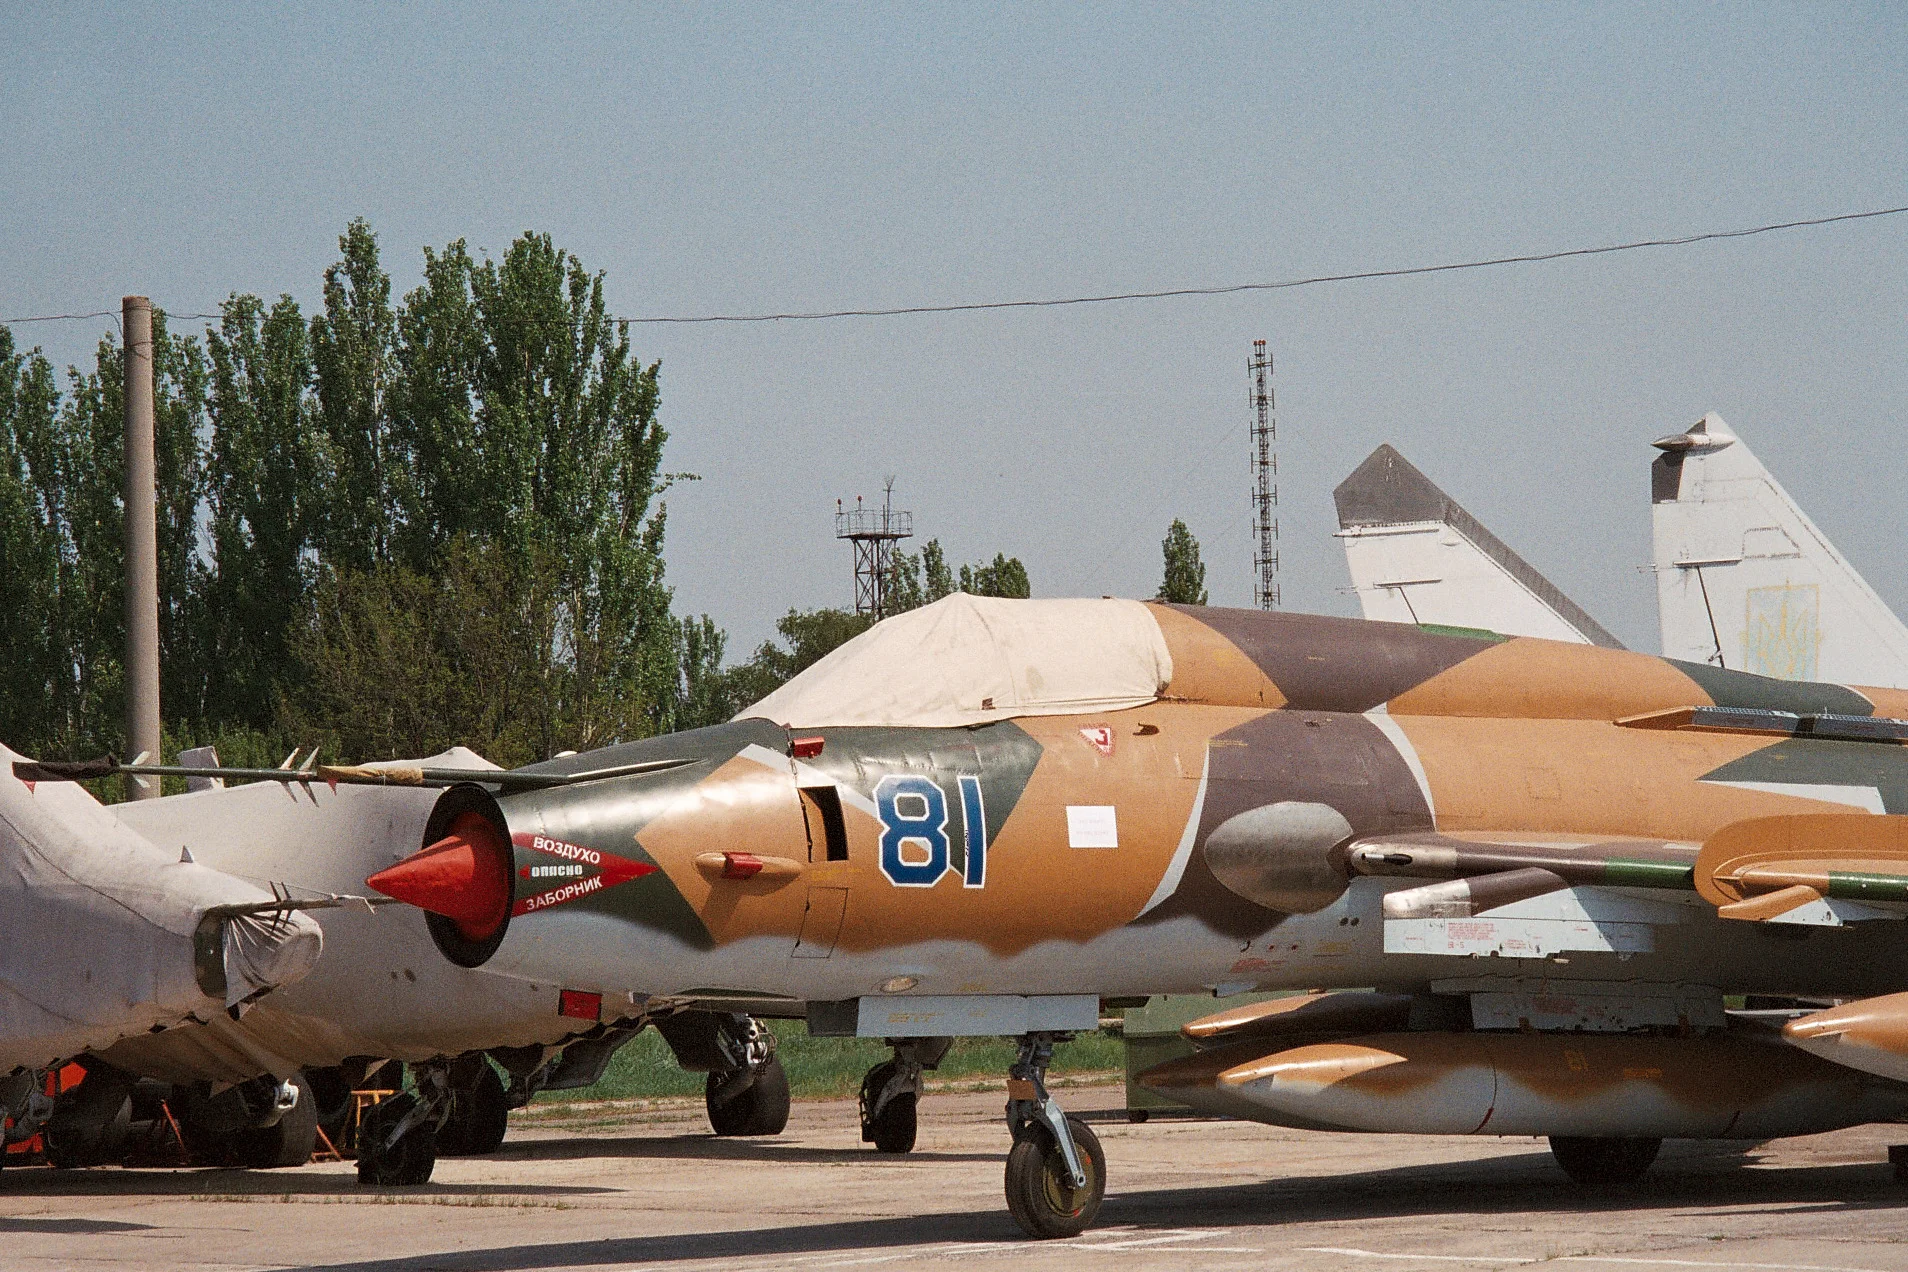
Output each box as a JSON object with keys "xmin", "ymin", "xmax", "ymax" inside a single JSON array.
[
  {"xmin": 1304, "ymin": 1250, "xmax": 1537, "ymax": 1264},
  {"xmin": 1366, "ymin": 706, "xmax": 1437, "ymax": 821},
  {"xmin": 736, "ymin": 743, "xmax": 879, "ymax": 819},
  {"xmin": 1560, "ymin": 1259, "xmax": 1890, "ymax": 1272},
  {"xmin": 1701, "ymin": 779, "xmax": 1884, "ymax": 814},
  {"xmin": 1305, "ymin": 1248, "xmax": 1888, "ymax": 1272},
  {"xmin": 1136, "ymin": 750, "xmax": 1209, "ymax": 916},
  {"xmin": 737, "ymin": 742, "xmax": 795, "ymax": 774},
  {"xmin": 792, "ymin": 1229, "xmax": 1248, "ymax": 1268},
  {"xmin": 791, "ymin": 756, "xmax": 879, "ymax": 818},
  {"xmin": 1077, "ymin": 1229, "xmax": 1227, "ymax": 1248}
]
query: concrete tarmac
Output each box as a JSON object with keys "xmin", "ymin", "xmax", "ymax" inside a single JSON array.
[{"xmin": 5, "ymin": 1083, "xmax": 1908, "ymax": 1272}]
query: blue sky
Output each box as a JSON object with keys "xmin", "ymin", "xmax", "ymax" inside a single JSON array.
[{"xmin": 4, "ymin": 4, "xmax": 1904, "ymax": 653}]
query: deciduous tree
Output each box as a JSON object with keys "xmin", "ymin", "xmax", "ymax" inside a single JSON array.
[{"xmin": 1156, "ymin": 519, "xmax": 1208, "ymax": 605}]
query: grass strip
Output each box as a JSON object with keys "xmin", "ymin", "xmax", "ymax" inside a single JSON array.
[{"xmin": 535, "ymin": 1021, "xmax": 1124, "ymax": 1104}]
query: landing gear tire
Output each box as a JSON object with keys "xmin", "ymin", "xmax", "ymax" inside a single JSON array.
[
  {"xmin": 438, "ymin": 1064, "xmax": 509, "ymax": 1157},
  {"xmin": 859, "ymin": 1061, "xmax": 918, "ymax": 1154},
  {"xmin": 706, "ymin": 1054, "xmax": 790, "ymax": 1136},
  {"xmin": 1549, "ymin": 1135, "xmax": 1661, "ymax": 1185},
  {"xmin": 356, "ymin": 1094, "xmax": 438, "ymax": 1186},
  {"xmin": 1005, "ymin": 1116, "xmax": 1104, "ymax": 1240},
  {"xmin": 44, "ymin": 1084, "xmax": 132, "ymax": 1169},
  {"xmin": 305, "ymin": 1067, "xmax": 354, "ymax": 1154},
  {"xmin": 233, "ymin": 1071, "xmax": 319, "ymax": 1169}
]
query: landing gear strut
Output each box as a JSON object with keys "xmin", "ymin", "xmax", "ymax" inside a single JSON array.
[
  {"xmin": 704, "ymin": 1018, "xmax": 790, "ymax": 1137},
  {"xmin": 437, "ymin": 1056, "xmax": 509, "ymax": 1156},
  {"xmin": 1002, "ymin": 1033, "xmax": 1104, "ymax": 1239},
  {"xmin": 357, "ymin": 1063, "xmax": 452, "ymax": 1186},
  {"xmin": 859, "ymin": 1037, "xmax": 950, "ymax": 1154}
]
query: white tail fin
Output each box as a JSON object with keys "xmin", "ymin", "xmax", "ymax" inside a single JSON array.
[
  {"xmin": 1333, "ymin": 445, "xmax": 1623, "ymax": 647},
  {"xmin": 1651, "ymin": 413, "xmax": 1908, "ymax": 687}
]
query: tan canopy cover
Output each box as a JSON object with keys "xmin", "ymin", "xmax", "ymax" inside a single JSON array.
[{"xmin": 742, "ymin": 594, "xmax": 1174, "ymax": 729}]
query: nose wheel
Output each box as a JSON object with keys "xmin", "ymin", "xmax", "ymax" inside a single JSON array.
[
  {"xmin": 1002, "ymin": 1033, "xmax": 1104, "ymax": 1239},
  {"xmin": 859, "ymin": 1037, "xmax": 950, "ymax": 1154}
]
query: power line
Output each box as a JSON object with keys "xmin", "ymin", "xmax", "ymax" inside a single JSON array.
[
  {"xmin": 4, "ymin": 204, "xmax": 1904, "ymax": 330},
  {"xmin": 616, "ymin": 204, "xmax": 1908, "ymax": 324},
  {"xmin": 3, "ymin": 309, "xmax": 121, "ymax": 325}
]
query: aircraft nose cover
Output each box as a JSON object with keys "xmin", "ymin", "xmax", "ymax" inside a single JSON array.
[{"xmin": 367, "ymin": 811, "xmax": 512, "ymax": 941}]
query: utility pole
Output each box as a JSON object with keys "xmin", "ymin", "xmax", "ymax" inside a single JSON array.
[
  {"xmin": 122, "ymin": 296, "xmax": 161, "ymax": 799},
  {"xmin": 1250, "ymin": 339, "xmax": 1281, "ymax": 610}
]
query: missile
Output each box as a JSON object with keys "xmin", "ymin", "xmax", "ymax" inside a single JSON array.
[
  {"xmin": 1138, "ymin": 1031, "xmax": 1908, "ymax": 1140},
  {"xmin": 1380, "ymin": 866, "xmax": 1570, "ymax": 920},
  {"xmin": 1347, "ymin": 838, "xmax": 1695, "ymax": 890}
]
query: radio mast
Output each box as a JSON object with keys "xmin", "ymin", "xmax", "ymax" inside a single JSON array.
[{"xmin": 1250, "ymin": 339, "xmax": 1281, "ymax": 609}]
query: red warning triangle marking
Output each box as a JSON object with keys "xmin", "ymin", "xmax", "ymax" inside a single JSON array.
[{"xmin": 510, "ymin": 831, "xmax": 655, "ymax": 916}]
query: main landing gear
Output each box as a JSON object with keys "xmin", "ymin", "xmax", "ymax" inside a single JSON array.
[
  {"xmin": 358, "ymin": 1062, "xmax": 452, "ymax": 1186},
  {"xmin": 859, "ymin": 1037, "xmax": 950, "ymax": 1154},
  {"xmin": 1002, "ymin": 1033, "xmax": 1104, "ymax": 1239},
  {"xmin": 704, "ymin": 1018, "xmax": 790, "ymax": 1137}
]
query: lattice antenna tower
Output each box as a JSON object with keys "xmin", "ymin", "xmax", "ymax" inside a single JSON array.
[
  {"xmin": 1249, "ymin": 340, "xmax": 1281, "ymax": 609},
  {"xmin": 835, "ymin": 477, "xmax": 913, "ymax": 618}
]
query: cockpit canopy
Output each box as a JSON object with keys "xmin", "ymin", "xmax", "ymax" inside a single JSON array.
[{"xmin": 741, "ymin": 594, "xmax": 1174, "ymax": 729}]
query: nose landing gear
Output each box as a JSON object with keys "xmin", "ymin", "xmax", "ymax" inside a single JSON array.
[
  {"xmin": 1002, "ymin": 1033, "xmax": 1104, "ymax": 1239},
  {"xmin": 859, "ymin": 1036, "xmax": 951, "ymax": 1154}
]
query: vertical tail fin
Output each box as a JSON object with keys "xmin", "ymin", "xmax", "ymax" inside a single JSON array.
[
  {"xmin": 1334, "ymin": 445, "xmax": 1623, "ymax": 647},
  {"xmin": 1651, "ymin": 413, "xmax": 1908, "ymax": 687}
]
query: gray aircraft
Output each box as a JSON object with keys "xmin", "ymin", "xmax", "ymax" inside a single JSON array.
[
  {"xmin": 6, "ymin": 746, "xmax": 792, "ymax": 1180},
  {"xmin": 0, "ymin": 743, "xmax": 323, "ymax": 1164}
]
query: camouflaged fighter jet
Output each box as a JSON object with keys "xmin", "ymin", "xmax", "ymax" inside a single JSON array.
[{"xmin": 39, "ymin": 592, "xmax": 1908, "ymax": 1237}]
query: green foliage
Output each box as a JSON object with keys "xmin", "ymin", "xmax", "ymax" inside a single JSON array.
[
  {"xmin": 0, "ymin": 220, "xmax": 723, "ymax": 775},
  {"xmin": 284, "ymin": 538, "xmax": 563, "ymax": 767},
  {"xmin": 883, "ymin": 538, "xmax": 956, "ymax": 616},
  {"xmin": 722, "ymin": 607, "xmax": 874, "ymax": 711},
  {"xmin": 884, "ymin": 548, "xmax": 924, "ymax": 615},
  {"xmin": 0, "ymin": 315, "xmax": 211, "ymax": 758},
  {"xmin": 922, "ymin": 539, "xmax": 954, "ymax": 601},
  {"xmin": 0, "ymin": 329, "xmax": 64, "ymax": 752},
  {"xmin": 539, "ymin": 1020, "xmax": 1124, "ymax": 1102},
  {"xmin": 960, "ymin": 552, "xmax": 1031, "ymax": 599},
  {"xmin": 204, "ymin": 293, "xmax": 322, "ymax": 730},
  {"xmin": 310, "ymin": 218, "xmax": 398, "ymax": 572},
  {"xmin": 1156, "ymin": 518, "xmax": 1208, "ymax": 605}
]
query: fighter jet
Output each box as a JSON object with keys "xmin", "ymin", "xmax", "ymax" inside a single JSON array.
[
  {"xmin": 0, "ymin": 743, "xmax": 323, "ymax": 1164},
  {"xmin": 1334, "ymin": 444, "xmax": 1623, "ymax": 647},
  {"xmin": 212, "ymin": 591, "xmax": 1908, "ymax": 1238},
  {"xmin": 1652, "ymin": 413, "xmax": 1908, "ymax": 686},
  {"xmin": 8, "ymin": 746, "xmax": 792, "ymax": 1181}
]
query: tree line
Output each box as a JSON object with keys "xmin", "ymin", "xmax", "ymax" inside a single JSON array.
[
  {"xmin": 0, "ymin": 218, "xmax": 1210, "ymax": 777},
  {"xmin": 0, "ymin": 221, "xmax": 705, "ymax": 771}
]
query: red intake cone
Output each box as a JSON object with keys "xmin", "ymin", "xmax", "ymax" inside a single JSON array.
[{"xmin": 367, "ymin": 811, "xmax": 512, "ymax": 941}]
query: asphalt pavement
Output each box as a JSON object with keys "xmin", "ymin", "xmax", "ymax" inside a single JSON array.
[{"xmin": 5, "ymin": 1082, "xmax": 1908, "ymax": 1271}]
